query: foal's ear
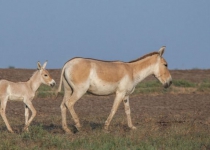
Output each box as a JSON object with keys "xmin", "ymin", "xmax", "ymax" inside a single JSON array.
[
  {"xmin": 42, "ymin": 61, "xmax": 48, "ymax": 69},
  {"xmin": 158, "ymin": 46, "xmax": 166, "ymax": 57},
  {"xmin": 37, "ymin": 62, "xmax": 42, "ymax": 70}
]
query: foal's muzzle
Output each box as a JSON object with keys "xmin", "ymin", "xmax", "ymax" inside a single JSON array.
[{"xmin": 50, "ymin": 80, "xmax": 56, "ymax": 87}]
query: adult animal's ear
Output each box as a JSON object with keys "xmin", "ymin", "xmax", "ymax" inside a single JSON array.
[
  {"xmin": 158, "ymin": 46, "xmax": 166, "ymax": 57},
  {"xmin": 37, "ymin": 61, "xmax": 42, "ymax": 70},
  {"xmin": 42, "ymin": 61, "xmax": 48, "ymax": 69}
]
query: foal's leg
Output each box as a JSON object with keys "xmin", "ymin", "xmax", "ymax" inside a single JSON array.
[
  {"xmin": 104, "ymin": 92, "xmax": 125, "ymax": 131},
  {"xmin": 0, "ymin": 97, "xmax": 14, "ymax": 133},
  {"xmin": 123, "ymin": 96, "xmax": 136, "ymax": 130},
  {"xmin": 23, "ymin": 100, "xmax": 36, "ymax": 131},
  {"xmin": 24, "ymin": 104, "xmax": 29, "ymax": 131}
]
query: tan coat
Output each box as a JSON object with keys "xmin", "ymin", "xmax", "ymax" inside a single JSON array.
[{"xmin": 57, "ymin": 46, "xmax": 172, "ymax": 134}]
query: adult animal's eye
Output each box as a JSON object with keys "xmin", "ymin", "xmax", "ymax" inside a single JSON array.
[
  {"xmin": 164, "ymin": 64, "xmax": 168, "ymax": 67},
  {"xmin": 44, "ymin": 74, "xmax": 48, "ymax": 77}
]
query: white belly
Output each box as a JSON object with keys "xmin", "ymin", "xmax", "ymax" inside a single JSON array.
[
  {"xmin": 88, "ymin": 80, "xmax": 118, "ymax": 95},
  {"xmin": 9, "ymin": 95, "xmax": 24, "ymax": 101}
]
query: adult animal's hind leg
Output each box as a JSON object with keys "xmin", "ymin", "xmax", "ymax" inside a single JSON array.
[
  {"xmin": 123, "ymin": 96, "xmax": 136, "ymax": 130},
  {"xmin": 65, "ymin": 90, "xmax": 85, "ymax": 131},
  {"xmin": 60, "ymin": 92, "xmax": 72, "ymax": 134},
  {"xmin": 0, "ymin": 97, "xmax": 14, "ymax": 133}
]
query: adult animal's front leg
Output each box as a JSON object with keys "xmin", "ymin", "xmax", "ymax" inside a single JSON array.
[
  {"xmin": 104, "ymin": 93, "xmax": 125, "ymax": 131},
  {"xmin": 123, "ymin": 96, "xmax": 136, "ymax": 130}
]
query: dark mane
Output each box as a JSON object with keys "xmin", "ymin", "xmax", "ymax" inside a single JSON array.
[
  {"xmin": 63, "ymin": 52, "xmax": 159, "ymax": 65},
  {"xmin": 64, "ymin": 57, "xmax": 123, "ymax": 65},
  {"xmin": 128, "ymin": 52, "xmax": 159, "ymax": 63}
]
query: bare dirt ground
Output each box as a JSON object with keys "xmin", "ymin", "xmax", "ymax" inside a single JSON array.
[{"xmin": 0, "ymin": 69, "xmax": 210, "ymax": 133}]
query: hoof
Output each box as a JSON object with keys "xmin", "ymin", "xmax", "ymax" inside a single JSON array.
[
  {"xmin": 9, "ymin": 130, "xmax": 14, "ymax": 133},
  {"xmin": 75, "ymin": 126, "xmax": 83, "ymax": 132},
  {"xmin": 23, "ymin": 126, "xmax": 29, "ymax": 132},
  {"xmin": 65, "ymin": 130, "xmax": 73, "ymax": 135},
  {"xmin": 75, "ymin": 124, "xmax": 82, "ymax": 131},
  {"xmin": 63, "ymin": 128, "xmax": 73, "ymax": 134},
  {"xmin": 103, "ymin": 129, "xmax": 110, "ymax": 133},
  {"xmin": 104, "ymin": 125, "xmax": 109, "ymax": 131},
  {"xmin": 130, "ymin": 126, "xmax": 137, "ymax": 130},
  {"xmin": 103, "ymin": 126, "xmax": 110, "ymax": 133}
]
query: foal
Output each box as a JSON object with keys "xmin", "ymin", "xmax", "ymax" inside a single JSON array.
[
  {"xmin": 57, "ymin": 46, "xmax": 172, "ymax": 134},
  {"xmin": 0, "ymin": 61, "xmax": 56, "ymax": 133}
]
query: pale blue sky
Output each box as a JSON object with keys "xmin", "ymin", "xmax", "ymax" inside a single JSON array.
[{"xmin": 0, "ymin": 1, "xmax": 209, "ymax": 69}]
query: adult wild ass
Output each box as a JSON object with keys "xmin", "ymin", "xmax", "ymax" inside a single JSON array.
[
  {"xmin": 57, "ymin": 46, "xmax": 172, "ymax": 134},
  {"xmin": 0, "ymin": 61, "xmax": 56, "ymax": 133}
]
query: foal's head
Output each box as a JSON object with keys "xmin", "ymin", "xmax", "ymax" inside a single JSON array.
[
  {"xmin": 153, "ymin": 46, "xmax": 172, "ymax": 88},
  {"xmin": 37, "ymin": 61, "xmax": 56, "ymax": 87}
]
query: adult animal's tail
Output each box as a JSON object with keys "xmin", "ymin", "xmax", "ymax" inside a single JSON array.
[{"xmin": 55, "ymin": 65, "xmax": 65, "ymax": 97}]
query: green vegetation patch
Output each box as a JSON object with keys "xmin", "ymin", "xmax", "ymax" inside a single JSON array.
[
  {"xmin": 36, "ymin": 85, "xmax": 56, "ymax": 98},
  {"xmin": 197, "ymin": 79, "xmax": 210, "ymax": 92},
  {"xmin": 134, "ymin": 80, "xmax": 170, "ymax": 94},
  {"xmin": 172, "ymin": 80, "xmax": 196, "ymax": 87}
]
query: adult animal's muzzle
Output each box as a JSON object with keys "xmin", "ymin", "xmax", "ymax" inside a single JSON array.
[{"xmin": 164, "ymin": 80, "xmax": 172, "ymax": 88}]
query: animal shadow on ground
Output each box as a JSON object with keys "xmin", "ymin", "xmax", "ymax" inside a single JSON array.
[
  {"xmin": 73, "ymin": 120, "xmax": 104, "ymax": 134},
  {"xmin": 0, "ymin": 125, "xmax": 26, "ymax": 133},
  {"xmin": 37, "ymin": 120, "xmax": 104, "ymax": 134}
]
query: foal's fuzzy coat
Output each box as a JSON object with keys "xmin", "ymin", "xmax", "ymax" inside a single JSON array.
[{"xmin": 0, "ymin": 62, "xmax": 56, "ymax": 133}]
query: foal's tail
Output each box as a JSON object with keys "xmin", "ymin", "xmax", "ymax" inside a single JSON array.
[{"xmin": 55, "ymin": 65, "xmax": 65, "ymax": 97}]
